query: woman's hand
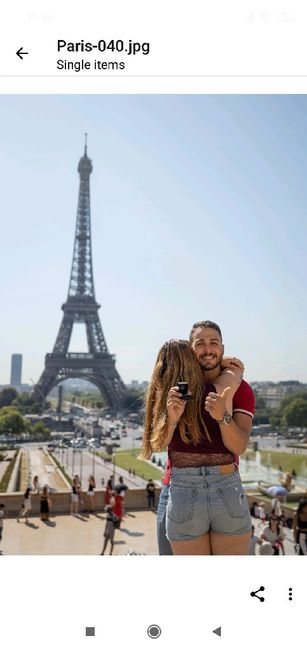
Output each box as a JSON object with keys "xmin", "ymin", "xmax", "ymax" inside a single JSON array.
[
  {"xmin": 205, "ymin": 386, "xmax": 232, "ymax": 421},
  {"xmin": 166, "ymin": 386, "xmax": 187, "ymax": 425}
]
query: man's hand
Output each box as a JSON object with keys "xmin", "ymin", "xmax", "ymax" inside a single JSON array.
[
  {"xmin": 205, "ymin": 386, "xmax": 232, "ymax": 421},
  {"xmin": 166, "ymin": 386, "xmax": 187, "ymax": 425},
  {"xmin": 220, "ymin": 356, "xmax": 244, "ymax": 375}
]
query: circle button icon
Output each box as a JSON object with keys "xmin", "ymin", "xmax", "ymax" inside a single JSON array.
[{"xmin": 147, "ymin": 624, "xmax": 162, "ymax": 639}]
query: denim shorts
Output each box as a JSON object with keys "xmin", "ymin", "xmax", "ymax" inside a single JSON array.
[
  {"xmin": 157, "ymin": 484, "xmax": 173, "ymax": 555},
  {"xmin": 166, "ymin": 465, "xmax": 252, "ymax": 542}
]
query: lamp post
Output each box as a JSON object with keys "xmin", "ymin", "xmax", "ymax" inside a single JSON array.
[
  {"xmin": 72, "ymin": 448, "xmax": 75, "ymax": 476},
  {"xmin": 92, "ymin": 448, "xmax": 96, "ymax": 479},
  {"xmin": 113, "ymin": 453, "xmax": 116, "ymax": 486},
  {"xmin": 80, "ymin": 450, "xmax": 83, "ymax": 485}
]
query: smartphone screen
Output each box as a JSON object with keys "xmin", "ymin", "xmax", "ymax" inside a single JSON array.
[{"xmin": 0, "ymin": 1, "xmax": 306, "ymax": 648}]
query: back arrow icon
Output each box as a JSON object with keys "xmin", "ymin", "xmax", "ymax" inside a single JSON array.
[{"xmin": 16, "ymin": 47, "xmax": 29, "ymax": 60}]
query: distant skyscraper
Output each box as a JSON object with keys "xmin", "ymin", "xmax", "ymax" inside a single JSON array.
[{"xmin": 10, "ymin": 354, "xmax": 22, "ymax": 387}]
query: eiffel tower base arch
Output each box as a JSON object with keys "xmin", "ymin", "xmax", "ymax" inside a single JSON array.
[{"xmin": 33, "ymin": 353, "xmax": 125, "ymax": 412}]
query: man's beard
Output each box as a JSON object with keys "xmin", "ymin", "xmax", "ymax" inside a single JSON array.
[{"xmin": 199, "ymin": 352, "xmax": 223, "ymax": 372}]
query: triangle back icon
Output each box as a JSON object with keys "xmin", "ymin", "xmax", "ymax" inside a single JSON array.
[{"xmin": 213, "ymin": 627, "xmax": 222, "ymax": 637}]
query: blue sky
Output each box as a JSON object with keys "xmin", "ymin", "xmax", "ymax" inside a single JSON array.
[{"xmin": 0, "ymin": 95, "xmax": 306, "ymax": 386}]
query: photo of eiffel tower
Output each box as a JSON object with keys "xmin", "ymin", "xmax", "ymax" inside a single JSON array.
[{"xmin": 33, "ymin": 136, "xmax": 126, "ymax": 411}]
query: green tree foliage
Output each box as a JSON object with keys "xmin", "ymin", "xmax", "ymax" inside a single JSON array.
[
  {"xmin": 12, "ymin": 391, "xmax": 48, "ymax": 415},
  {"xmin": 29, "ymin": 421, "xmax": 51, "ymax": 437},
  {"xmin": 0, "ymin": 387, "xmax": 18, "ymax": 407},
  {"xmin": 282, "ymin": 398, "xmax": 307, "ymax": 427},
  {"xmin": 0, "ymin": 406, "xmax": 28, "ymax": 434},
  {"xmin": 269, "ymin": 414, "xmax": 282, "ymax": 428},
  {"xmin": 279, "ymin": 391, "xmax": 307, "ymax": 412}
]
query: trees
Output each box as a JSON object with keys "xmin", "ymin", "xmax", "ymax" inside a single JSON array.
[
  {"xmin": 0, "ymin": 406, "xmax": 28, "ymax": 435},
  {"xmin": 12, "ymin": 391, "xmax": 48, "ymax": 415},
  {"xmin": 282, "ymin": 399, "xmax": 307, "ymax": 427},
  {"xmin": 0, "ymin": 388, "xmax": 18, "ymax": 408}
]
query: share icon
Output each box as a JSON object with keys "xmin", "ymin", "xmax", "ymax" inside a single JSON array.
[{"xmin": 250, "ymin": 586, "xmax": 265, "ymax": 602}]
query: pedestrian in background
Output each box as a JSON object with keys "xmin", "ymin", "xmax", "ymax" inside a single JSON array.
[
  {"xmin": 17, "ymin": 487, "xmax": 32, "ymax": 525},
  {"xmin": 71, "ymin": 475, "xmax": 80, "ymax": 515},
  {"xmin": 104, "ymin": 478, "xmax": 113, "ymax": 507},
  {"xmin": 146, "ymin": 479, "xmax": 156, "ymax": 509},
  {"xmin": 33, "ymin": 476, "xmax": 41, "ymax": 494},
  {"xmin": 116, "ymin": 476, "xmax": 128, "ymax": 517},
  {"xmin": 260, "ymin": 514, "xmax": 285, "ymax": 555},
  {"xmin": 40, "ymin": 486, "xmax": 51, "ymax": 521},
  {"xmin": 112, "ymin": 490, "xmax": 123, "ymax": 528},
  {"xmin": 87, "ymin": 475, "xmax": 96, "ymax": 513},
  {"xmin": 100, "ymin": 506, "xmax": 118, "ymax": 555}
]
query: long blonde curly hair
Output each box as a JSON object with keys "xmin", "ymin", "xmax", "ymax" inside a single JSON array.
[{"xmin": 141, "ymin": 339, "xmax": 210, "ymax": 459}]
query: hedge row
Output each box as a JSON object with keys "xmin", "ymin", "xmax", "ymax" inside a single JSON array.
[{"xmin": 0, "ymin": 450, "xmax": 18, "ymax": 492}]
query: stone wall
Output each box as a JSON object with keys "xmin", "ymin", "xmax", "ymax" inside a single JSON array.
[{"xmin": 0, "ymin": 488, "xmax": 161, "ymax": 516}]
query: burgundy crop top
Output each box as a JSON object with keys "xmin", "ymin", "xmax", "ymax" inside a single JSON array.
[{"xmin": 168, "ymin": 383, "xmax": 234, "ymax": 467}]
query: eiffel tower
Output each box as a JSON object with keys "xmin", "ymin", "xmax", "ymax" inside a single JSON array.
[{"xmin": 33, "ymin": 136, "xmax": 126, "ymax": 410}]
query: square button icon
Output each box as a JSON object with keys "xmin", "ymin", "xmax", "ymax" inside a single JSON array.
[{"xmin": 85, "ymin": 627, "xmax": 95, "ymax": 637}]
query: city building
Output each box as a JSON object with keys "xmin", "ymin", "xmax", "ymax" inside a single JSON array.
[
  {"xmin": 10, "ymin": 354, "xmax": 22, "ymax": 388},
  {"xmin": 251, "ymin": 380, "xmax": 307, "ymax": 409}
]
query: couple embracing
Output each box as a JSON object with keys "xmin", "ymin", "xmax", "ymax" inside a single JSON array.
[{"xmin": 142, "ymin": 320, "xmax": 255, "ymax": 555}]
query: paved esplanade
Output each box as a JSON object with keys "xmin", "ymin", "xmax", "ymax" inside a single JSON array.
[
  {"xmin": 1, "ymin": 515, "xmax": 296, "ymax": 555},
  {"xmin": 2, "ymin": 510, "xmax": 158, "ymax": 555}
]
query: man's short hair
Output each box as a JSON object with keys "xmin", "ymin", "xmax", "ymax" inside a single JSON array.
[{"xmin": 189, "ymin": 320, "xmax": 222, "ymax": 342}]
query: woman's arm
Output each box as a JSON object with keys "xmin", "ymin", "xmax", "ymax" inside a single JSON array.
[
  {"xmin": 164, "ymin": 386, "xmax": 187, "ymax": 447},
  {"xmin": 214, "ymin": 357, "xmax": 244, "ymax": 409}
]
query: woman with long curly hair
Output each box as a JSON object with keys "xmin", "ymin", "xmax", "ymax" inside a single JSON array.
[{"xmin": 142, "ymin": 337, "xmax": 252, "ymax": 555}]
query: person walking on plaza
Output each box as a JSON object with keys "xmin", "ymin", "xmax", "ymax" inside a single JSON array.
[
  {"xmin": 112, "ymin": 490, "xmax": 123, "ymax": 528},
  {"xmin": 17, "ymin": 487, "xmax": 32, "ymax": 524},
  {"xmin": 87, "ymin": 475, "xmax": 96, "ymax": 513},
  {"xmin": 71, "ymin": 475, "xmax": 80, "ymax": 515},
  {"xmin": 40, "ymin": 485, "xmax": 51, "ymax": 521},
  {"xmin": 75, "ymin": 474, "xmax": 84, "ymax": 510},
  {"xmin": 116, "ymin": 476, "xmax": 128, "ymax": 517},
  {"xmin": 100, "ymin": 506, "xmax": 118, "ymax": 555},
  {"xmin": 146, "ymin": 479, "xmax": 156, "ymax": 509},
  {"xmin": 33, "ymin": 475, "xmax": 41, "ymax": 494},
  {"xmin": 0, "ymin": 503, "xmax": 7, "ymax": 554},
  {"xmin": 116, "ymin": 476, "xmax": 128, "ymax": 497},
  {"xmin": 104, "ymin": 478, "xmax": 113, "ymax": 507},
  {"xmin": 293, "ymin": 498, "xmax": 307, "ymax": 555},
  {"xmin": 260, "ymin": 514, "xmax": 285, "ymax": 555}
]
